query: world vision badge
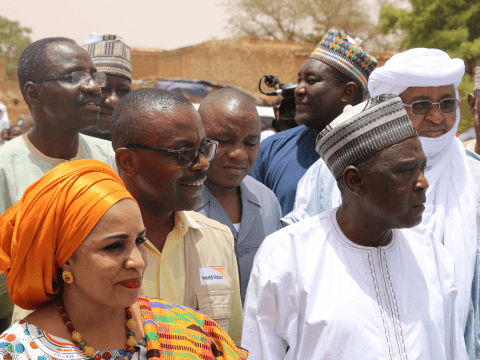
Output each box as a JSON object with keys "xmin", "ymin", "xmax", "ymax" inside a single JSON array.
[{"xmin": 199, "ymin": 267, "xmax": 228, "ymax": 285}]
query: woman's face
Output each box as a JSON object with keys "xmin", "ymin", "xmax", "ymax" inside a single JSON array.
[{"xmin": 63, "ymin": 199, "xmax": 147, "ymax": 309}]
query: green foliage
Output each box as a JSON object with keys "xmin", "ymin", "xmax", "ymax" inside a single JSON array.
[
  {"xmin": 379, "ymin": 0, "xmax": 480, "ymax": 76},
  {"xmin": 0, "ymin": 16, "xmax": 32, "ymax": 81}
]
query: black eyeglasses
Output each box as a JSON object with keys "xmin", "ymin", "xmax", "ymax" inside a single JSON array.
[
  {"xmin": 125, "ymin": 139, "xmax": 218, "ymax": 167},
  {"xmin": 34, "ymin": 71, "xmax": 107, "ymax": 87},
  {"xmin": 403, "ymin": 98, "xmax": 460, "ymax": 116}
]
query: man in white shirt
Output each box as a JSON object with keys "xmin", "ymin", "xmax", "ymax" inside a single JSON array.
[
  {"xmin": 0, "ymin": 37, "xmax": 116, "ymax": 332},
  {"xmin": 242, "ymin": 94, "xmax": 467, "ymax": 359}
]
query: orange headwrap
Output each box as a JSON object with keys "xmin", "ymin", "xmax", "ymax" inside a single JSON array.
[{"xmin": 0, "ymin": 159, "xmax": 135, "ymax": 310}]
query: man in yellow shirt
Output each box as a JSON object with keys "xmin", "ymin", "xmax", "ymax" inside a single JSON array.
[{"xmin": 110, "ymin": 88, "xmax": 243, "ymax": 344}]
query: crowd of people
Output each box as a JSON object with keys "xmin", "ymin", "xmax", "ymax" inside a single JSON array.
[{"xmin": 0, "ymin": 28, "xmax": 479, "ymax": 360}]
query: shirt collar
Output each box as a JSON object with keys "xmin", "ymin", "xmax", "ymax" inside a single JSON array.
[
  {"xmin": 22, "ymin": 133, "xmax": 83, "ymax": 164},
  {"xmin": 144, "ymin": 211, "xmax": 203, "ymax": 256},
  {"xmin": 203, "ymin": 180, "xmax": 261, "ymax": 208},
  {"xmin": 239, "ymin": 179, "xmax": 261, "ymax": 207},
  {"xmin": 176, "ymin": 211, "xmax": 203, "ymax": 231}
]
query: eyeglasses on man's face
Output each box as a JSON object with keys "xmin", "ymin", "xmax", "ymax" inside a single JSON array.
[
  {"xmin": 34, "ymin": 71, "xmax": 107, "ymax": 87},
  {"xmin": 125, "ymin": 139, "xmax": 218, "ymax": 168},
  {"xmin": 403, "ymin": 98, "xmax": 460, "ymax": 116}
]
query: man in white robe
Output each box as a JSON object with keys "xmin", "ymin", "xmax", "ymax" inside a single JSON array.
[
  {"xmin": 281, "ymin": 49, "xmax": 479, "ymax": 357},
  {"xmin": 241, "ymin": 94, "xmax": 467, "ymax": 360}
]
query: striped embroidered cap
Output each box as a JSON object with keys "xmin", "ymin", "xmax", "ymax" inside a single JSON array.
[
  {"xmin": 315, "ymin": 94, "xmax": 417, "ymax": 179},
  {"xmin": 309, "ymin": 30, "xmax": 377, "ymax": 91},
  {"xmin": 82, "ymin": 34, "xmax": 132, "ymax": 81},
  {"xmin": 475, "ymin": 67, "xmax": 480, "ymax": 90}
]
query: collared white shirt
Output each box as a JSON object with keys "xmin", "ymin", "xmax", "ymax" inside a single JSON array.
[{"xmin": 242, "ymin": 209, "xmax": 467, "ymax": 360}]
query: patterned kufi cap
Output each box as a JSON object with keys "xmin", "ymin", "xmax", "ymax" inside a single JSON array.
[
  {"xmin": 475, "ymin": 67, "xmax": 480, "ymax": 90},
  {"xmin": 315, "ymin": 94, "xmax": 417, "ymax": 179},
  {"xmin": 82, "ymin": 34, "xmax": 132, "ymax": 81},
  {"xmin": 309, "ymin": 30, "xmax": 377, "ymax": 92}
]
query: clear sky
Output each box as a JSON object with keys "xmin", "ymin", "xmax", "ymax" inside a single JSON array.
[{"xmin": 1, "ymin": 0, "xmax": 229, "ymax": 50}]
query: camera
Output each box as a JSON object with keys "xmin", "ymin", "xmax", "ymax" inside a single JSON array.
[{"xmin": 258, "ymin": 75, "xmax": 298, "ymax": 131}]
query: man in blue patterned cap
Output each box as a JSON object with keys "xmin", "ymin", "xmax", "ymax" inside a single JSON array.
[
  {"xmin": 249, "ymin": 30, "xmax": 377, "ymax": 216},
  {"xmin": 81, "ymin": 34, "xmax": 132, "ymax": 141}
]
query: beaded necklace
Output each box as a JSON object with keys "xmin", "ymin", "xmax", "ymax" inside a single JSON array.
[{"xmin": 57, "ymin": 300, "xmax": 137, "ymax": 359}]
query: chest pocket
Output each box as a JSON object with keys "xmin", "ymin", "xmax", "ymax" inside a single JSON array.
[{"xmin": 196, "ymin": 288, "xmax": 233, "ymax": 332}]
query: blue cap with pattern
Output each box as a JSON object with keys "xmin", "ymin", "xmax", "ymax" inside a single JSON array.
[{"xmin": 309, "ymin": 30, "xmax": 377, "ymax": 91}]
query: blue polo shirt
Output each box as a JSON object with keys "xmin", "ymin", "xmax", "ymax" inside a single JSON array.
[{"xmin": 250, "ymin": 125, "xmax": 320, "ymax": 216}]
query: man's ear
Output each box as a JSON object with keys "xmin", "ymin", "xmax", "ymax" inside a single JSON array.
[
  {"xmin": 468, "ymin": 92, "xmax": 477, "ymax": 119},
  {"xmin": 342, "ymin": 82, "xmax": 359, "ymax": 104},
  {"xmin": 24, "ymin": 82, "xmax": 42, "ymax": 108},
  {"xmin": 343, "ymin": 165, "xmax": 365, "ymax": 198},
  {"xmin": 115, "ymin": 148, "xmax": 138, "ymax": 177}
]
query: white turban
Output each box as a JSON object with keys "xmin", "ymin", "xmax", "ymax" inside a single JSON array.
[
  {"xmin": 368, "ymin": 48, "xmax": 477, "ymax": 333},
  {"xmin": 368, "ymin": 48, "xmax": 465, "ymax": 97}
]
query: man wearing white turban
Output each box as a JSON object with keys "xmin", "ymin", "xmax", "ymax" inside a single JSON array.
[{"xmin": 282, "ymin": 48, "xmax": 480, "ymax": 357}]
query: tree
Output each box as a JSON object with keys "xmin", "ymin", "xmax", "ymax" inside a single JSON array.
[
  {"xmin": 379, "ymin": 0, "xmax": 480, "ymax": 77},
  {"xmin": 224, "ymin": 0, "xmax": 405, "ymax": 50},
  {"xmin": 0, "ymin": 16, "xmax": 32, "ymax": 80}
]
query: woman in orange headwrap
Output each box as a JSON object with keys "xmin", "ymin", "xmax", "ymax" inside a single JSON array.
[{"xmin": 0, "ymin": 160, "xmax": 248, "ymax": 360}]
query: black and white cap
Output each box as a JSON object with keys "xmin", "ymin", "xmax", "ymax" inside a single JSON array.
[{"xmin": 315, "ymin": 94, "xmax": 417, "ymax": 179}]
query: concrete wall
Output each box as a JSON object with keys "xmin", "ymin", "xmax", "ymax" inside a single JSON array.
[{"xmin": 131, "ymin": 49, "xmax": 163, "ymax": 79}]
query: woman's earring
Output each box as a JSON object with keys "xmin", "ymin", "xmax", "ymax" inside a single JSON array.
[{"xmin": 62, "ymin": 271, "xmax": 74, "ymax": 284}]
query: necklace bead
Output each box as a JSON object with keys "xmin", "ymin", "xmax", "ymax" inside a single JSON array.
[
  {"xmin": 126, "ymin": 319, "xmax": 135, "ymax": 330},
  {"xmin": 84, "ymin": 346, "xmax": 95, "ymax": 357},
  {"xmin": 71, "ymin": 331, "xmax": 82, "ymax": 342},
  {"xmin": 126, "ymin": 336, "xmax": 136, "ymax": 347}
]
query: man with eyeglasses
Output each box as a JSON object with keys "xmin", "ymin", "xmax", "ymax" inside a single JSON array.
[
  {"xmin": 81, "ymin": 34, "xmax": 132, "ymax": 141},
  {"xmin": 110, "ymin": 88, "xmax": 243, "ymax": 345},
  {"xmin": 282, "ymin": 48, "xmax": 480, "ymax": 357},
  {"xmin": 0, "ymin": 37, "xmax": 116, "ymax": 332},
  {"xmin": 196, "ymin": 89, "xmax": 282, "ymax": 305}
]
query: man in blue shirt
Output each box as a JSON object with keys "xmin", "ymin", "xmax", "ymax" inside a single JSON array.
[
  {"xmin": 250, "ymin": 30, "xmax": 377, "ymax": 215},
  {"xmin": 197, "ymin": 88, "xmax": 282, "ymax": 303}
]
